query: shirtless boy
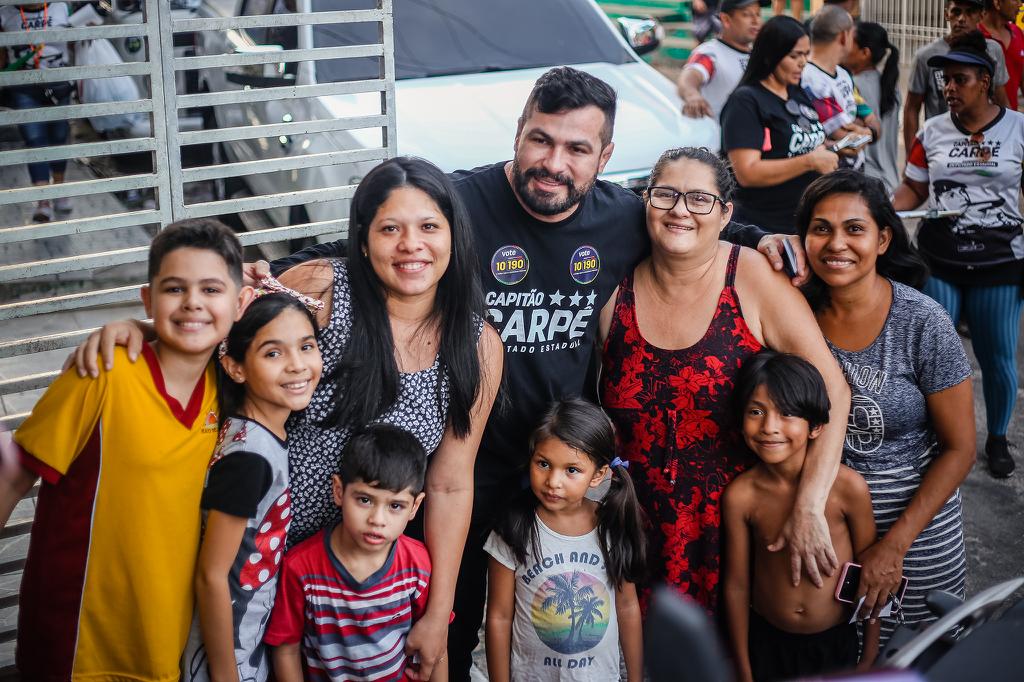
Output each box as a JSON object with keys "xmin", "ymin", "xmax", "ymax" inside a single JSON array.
[{"xmin": 723, "ymin": 351, "xmax": 880, "ymax": 682}]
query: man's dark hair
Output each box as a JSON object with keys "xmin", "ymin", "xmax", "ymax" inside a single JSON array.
[
  {"xmin": 339, "ymin": 424, "xmax": 427, "ymax": 495},
  {"xmin": 732, "ymin": 351, "xmax": 831, "ymax": 430},
  {"xmin": 147, "ymin": 218, "xmax": 243, "ymax": 285},
  {"xmin": 519, "ymin": 67, "xmax": 617, "ymax": 146}
]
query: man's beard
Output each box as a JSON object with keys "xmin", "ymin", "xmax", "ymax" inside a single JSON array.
[{"xmin": 511, "ymin": 159, "xmax": 596, "ymax": 216}]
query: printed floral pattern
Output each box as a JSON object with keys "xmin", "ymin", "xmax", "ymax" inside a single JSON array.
[{"xmin": 600, "ymin": 245, "xmax": 761, "ymax": 616}]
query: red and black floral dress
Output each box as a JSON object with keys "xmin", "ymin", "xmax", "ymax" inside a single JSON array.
[{"xmin": 600, "ymin": 244, "xmax": 761, "ymax": 616}]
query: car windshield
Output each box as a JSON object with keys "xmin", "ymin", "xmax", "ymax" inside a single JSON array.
[{"xmin": 311, "ymin": 0, "xmax": 633, "ymax": 82}]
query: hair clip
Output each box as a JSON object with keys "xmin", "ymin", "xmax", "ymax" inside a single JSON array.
[
  {"xmin": 252, "ymin": 274, "xmax": 326, "ymax": 313},
  {"xmin": 217, "ymin": 275, "xmax": 326, "ymax": 359},
  {"xmin": 610, "ymin": 456, "xmax": 630, "ymax": 469}
]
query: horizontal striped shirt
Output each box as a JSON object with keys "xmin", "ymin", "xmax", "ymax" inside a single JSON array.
[{"xmin": 265, "ymin": 528, "xmax": 433, "ymax": 681}]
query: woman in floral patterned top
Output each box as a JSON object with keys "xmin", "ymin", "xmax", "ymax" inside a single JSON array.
[{"xmin": 598, "ymin": 147, "xmax": 850, "ymax": 616}]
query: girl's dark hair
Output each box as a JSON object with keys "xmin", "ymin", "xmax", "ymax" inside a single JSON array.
[
  {"xmin": 494, "ymin": 399, "xmax": 647, "ymax": 587},
  {"xmin": 739, "ymin": 16, "xmax": 808, "ymax": 87},
  {"xmin": 219, "ymin": 293, "xmax": 320, "ymax": 419},
  {"xmin": 796, "ymin": 170, "xmax": 929, "ymax": 311},
  {"xmin": 948, "ymin": 30, "xmax": 996, "ymax": 98},
  {"xmin": 732, "ymin": 351, "xmax": 831, "ymax": 430},
  {"xmin": 649, "ymin": 147, "xmax": 736, "ymax": 203},
  {"xmin": 326, "ymin": 156, "xmax": 483, "ymax": 438},
  {"xmin": 855, "ymin": 22, "xmax": 900, "ymax": 116}
]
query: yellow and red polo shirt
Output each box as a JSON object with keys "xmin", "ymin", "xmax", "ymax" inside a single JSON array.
[{"xmin": 14, "ymin": 344, "xmax": 219, "ymax": 681}]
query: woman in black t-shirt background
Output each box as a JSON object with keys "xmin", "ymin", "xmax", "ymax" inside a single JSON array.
[{"xmin": 722, "ymin": 16, "xmax": 838, "ymax": 234}]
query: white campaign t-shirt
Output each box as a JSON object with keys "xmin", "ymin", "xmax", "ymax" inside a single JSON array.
[
  {"xmin": 484, "ymin": 517, "xmax": 620, "ymax": 682},
  {"xmin": 683, "ymin": 38, "xmax": 750, "ymax": 121},
  {"xmin": 905, "ymin": 108, "xmax": 1024, "ymax": 270},
  {"xmin": 0, "ymin": 2, "xmax": 70, "ymax": 70}
]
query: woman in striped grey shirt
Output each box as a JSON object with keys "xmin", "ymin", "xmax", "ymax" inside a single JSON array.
[{"xmin": 796, "ymin": 171, "xmax": 977, "ymax": 642}]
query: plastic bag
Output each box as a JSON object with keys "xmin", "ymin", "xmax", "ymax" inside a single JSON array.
[{"xmin": 75, "ymin": 39, "xmax": 146, "ymax": 133}]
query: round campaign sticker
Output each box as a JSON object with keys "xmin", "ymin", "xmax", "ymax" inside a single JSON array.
[
  {"xmin": 569, "ymin": 245, "xmax": 601, "ymax": 285},
  {"xmin": 491, "ymin": 245, "xmax": 530, "ymax": 285}
]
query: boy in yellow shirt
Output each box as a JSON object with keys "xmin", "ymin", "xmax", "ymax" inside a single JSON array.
[{"xmin": 0, "ymin": 219, "xmax": 252, "ymax": 681}]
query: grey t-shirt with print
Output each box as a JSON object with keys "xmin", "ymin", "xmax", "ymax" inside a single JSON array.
[
  {"xmin": 484, "ymin": 517, "xmax": 620, "ymax": 682},
  {"xmin": 827, "ymin": 281, "xmax": 972, "ymax": 472},
  {"xmin": 910, "ymin": 37, "xmax": 1009, "ymax": 120}
]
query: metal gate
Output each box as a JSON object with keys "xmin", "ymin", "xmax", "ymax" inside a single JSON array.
[
  {"xmin": 860, "ymin": 0, "xmax": 947, "ymax": 69},
  {"xmin": 0, "ymin": 0, "xmax": 395, "ymax": 665}
]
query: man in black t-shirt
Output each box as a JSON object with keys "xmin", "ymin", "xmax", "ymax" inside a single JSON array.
[{"xmin": 269, "ymin": 67, "xmax": 807, "ymax": 679}]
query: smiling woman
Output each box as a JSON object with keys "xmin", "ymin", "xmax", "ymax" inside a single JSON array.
[
  {"xmin": 798, "ymin": 170, "xmax": 975, "ymax": 645},
  {"xmin": 274, "ymin": 155, "xmax": 502, "ymax": 680},
  {"xmin": 598, "ymin": 147, "xmax": 851, "ymax": 617}
]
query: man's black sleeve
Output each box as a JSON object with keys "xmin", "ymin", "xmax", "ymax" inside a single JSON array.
[
  {"xmin": 270, "ymin": 241, "xmax": 345, "ymax": 276},
  {"xmin": 721, "ymin": 220, "xmax": 767, "ymax": 249}
]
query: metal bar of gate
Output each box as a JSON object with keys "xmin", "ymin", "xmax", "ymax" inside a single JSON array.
[{"xmin": 0, "ymin": 0, "xmax": 396, "ymax": 666}]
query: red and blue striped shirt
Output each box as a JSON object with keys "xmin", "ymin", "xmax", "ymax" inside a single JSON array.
[{"xmin": 265, "ymin": 528, "xmax": 433, "ymax": 681}]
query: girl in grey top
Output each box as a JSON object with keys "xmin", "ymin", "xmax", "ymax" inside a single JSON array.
[{"xmin": 796, "ymin": 171, "xmax": 976, "ymax": 647}]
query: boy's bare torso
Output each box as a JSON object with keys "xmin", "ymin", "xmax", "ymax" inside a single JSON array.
[{"xmin": 744, "ymin": 467, "xmax": 857, "ymax": 634}]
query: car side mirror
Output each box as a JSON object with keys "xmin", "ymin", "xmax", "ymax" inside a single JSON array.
[{"xmin": 616, "ymin": 16, "xmax": 663, "ymax": 56}]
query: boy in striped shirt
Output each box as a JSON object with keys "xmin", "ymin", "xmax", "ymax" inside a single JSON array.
[{"xmin": 266, "ymin": 425, "xmax": 446, "ymax": 681}]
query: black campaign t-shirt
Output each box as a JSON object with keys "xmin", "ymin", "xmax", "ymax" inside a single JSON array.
[
  {"xmin": 721, "ymin": 82, "xmax": 827, "ymax": 234},
  {"xmin": 452, "ymin": 164, "xmax": 647, "ymax": 485}
]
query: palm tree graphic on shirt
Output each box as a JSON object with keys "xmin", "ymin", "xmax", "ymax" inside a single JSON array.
[{"xmin": 538, "ymin": 570, "xmax": 607, "ymax": 650}]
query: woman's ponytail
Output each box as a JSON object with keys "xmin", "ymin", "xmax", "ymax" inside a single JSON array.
[
  {"xmin": 597, "ymin": 459, "xmax": 648, "ymax": 588},
  {"xmin": 879, "ymin": 40, "xmax": 900, "ymax": 117}
]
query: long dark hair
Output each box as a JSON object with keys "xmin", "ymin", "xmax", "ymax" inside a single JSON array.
[
  {"xmin": 739, "ymin": 15, "xmax": 808, "ymax": 87},
  {"xmin": 327, "ymin": 156, "xmax": 483, "ymax": 438},
  {"xmin": 855, "ymin": 22, "xmax": 900, "ymax": 116},
  {"xmin": 219, "ymin": 293, "xmax": 320, "ymax": 420},
  {"xmin": 796, "ymin": 170, "xmax": 929, "ymax": 311},
  {"xmin": 493, "ymin": 399, "xmax": 647, "ymax": 588}
]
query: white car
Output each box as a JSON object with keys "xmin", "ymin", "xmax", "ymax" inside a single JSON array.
[{"xmin": 195, "ymin": 0, "xmax": 719, "ymax": 228}]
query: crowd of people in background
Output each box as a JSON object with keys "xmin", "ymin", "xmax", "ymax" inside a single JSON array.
[{"xmin": 1, "ymin": 0, "xmax": 1022, "ymax": 681}]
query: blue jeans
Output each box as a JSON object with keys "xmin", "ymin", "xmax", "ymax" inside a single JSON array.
[
  {"xmin": 10, "ymin": 86, "xmax": 71, "ymax": 185},
  {"xmin": 924, "ymin": 276, "xmax": 1023, "ymax": 437}
]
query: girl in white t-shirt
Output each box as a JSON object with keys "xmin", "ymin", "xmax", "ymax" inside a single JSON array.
[{"xmin": 484, "ymin": 399, "xmax": 645, "ymax": 682}]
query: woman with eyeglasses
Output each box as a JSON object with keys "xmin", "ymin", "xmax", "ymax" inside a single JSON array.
[
  {"xmin": 721, "ymin": 15, "xmax": 839, "ymax": 234},
  {"xmin": 598, "ymin": 147, "xmax": 850, "ymax": 617}
]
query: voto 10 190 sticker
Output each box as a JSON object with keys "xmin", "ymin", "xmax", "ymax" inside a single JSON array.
[{"xmin": 491, "ymin": 245, "xmax": 530, "ymax": 286}]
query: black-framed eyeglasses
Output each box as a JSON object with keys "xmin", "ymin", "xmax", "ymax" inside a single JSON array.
[{"xmin": 647, "ymin": 186, "xmax": 722, "ymax": 214}]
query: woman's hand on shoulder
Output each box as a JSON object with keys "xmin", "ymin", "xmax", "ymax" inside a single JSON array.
[{"xmin": 755, "ymin": 233, "xmax": 809, "ymax": 286}]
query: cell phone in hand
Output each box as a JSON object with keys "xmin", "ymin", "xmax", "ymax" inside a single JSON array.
[
  {"xmin": 782, "ymin": 239, "xmax": 799, "ymax": 279},
  {"xmin": 835, "ymin": 561, "xmax": 909, "ymax": 605}
]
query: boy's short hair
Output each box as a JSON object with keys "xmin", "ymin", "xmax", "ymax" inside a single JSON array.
[
  {"xmin": 339, "ymin": 424, "xmax": 427, "ymax": 495},
  {"xmin": 147, "ymin": 218, "xmax": 243, "ymax": 285},
  {"xmin": 732, "ymin": 351, "xmax": 831, "ymax": 430}
]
